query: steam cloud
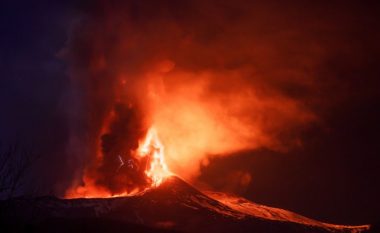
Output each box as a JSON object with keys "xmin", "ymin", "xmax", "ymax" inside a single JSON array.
[{"xmin": 63, "ymin": 0, "xmax": 359, "ymax": 195}]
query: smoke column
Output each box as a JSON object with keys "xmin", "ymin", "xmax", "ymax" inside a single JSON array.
[{"xmin": 64, "ymin": 0, "xmax": 323, "ymax": 196}]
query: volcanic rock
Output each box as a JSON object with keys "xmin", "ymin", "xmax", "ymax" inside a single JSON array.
[{"xmin": 0, "ymin": 176, "xmax": 371, "ymax": 233}]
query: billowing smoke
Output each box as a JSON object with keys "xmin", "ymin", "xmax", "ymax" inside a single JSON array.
[
  {"xmin": 97, "ymin": 103, "xmax": 149, "ymax": 193},
  {"xmin": 63, "ymin": 0, "xmax": 329, "ymax": 196}
]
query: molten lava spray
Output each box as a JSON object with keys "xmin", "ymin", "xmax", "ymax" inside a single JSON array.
[
  {"xmin": 64, "ymin": 1, "xmax": 318, "ymax": 197},
  {"xmin": 138, "ymin": 127, "xmax": 170, "ymax": 187}
]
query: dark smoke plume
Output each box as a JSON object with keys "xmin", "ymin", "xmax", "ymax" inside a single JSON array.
[{"xmin": 63, "ymin": 0, "xmax": 379, "ymax": 195}]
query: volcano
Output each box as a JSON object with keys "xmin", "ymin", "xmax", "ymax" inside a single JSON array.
[{"xmin": 0, "ymin": 176, "xmax": 370, "ymax": 233}]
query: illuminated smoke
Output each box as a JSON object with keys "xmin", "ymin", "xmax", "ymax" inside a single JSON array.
[{"xmin": 64, "ymin": 0, "xmax": 319, "ymax": 197}]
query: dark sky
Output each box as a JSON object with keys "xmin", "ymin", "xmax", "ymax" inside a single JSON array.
[{"xmin": 1, "ymin": 0, "xmax": 379, "ymax": 226}]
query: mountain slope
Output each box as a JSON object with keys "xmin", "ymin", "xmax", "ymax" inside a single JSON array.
[{"xmin": 0, "ymin": 176, "xmax": 371, "ymax": 233}]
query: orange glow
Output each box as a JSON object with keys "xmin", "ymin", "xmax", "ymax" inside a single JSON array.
[
  {"xmin": 66, "ymin": 126, "xmax": 170, "ymax": 198},
  {"xmin": 65, "ymin": 175, "xmax": 137, "ymax": 199},
  {"xmin": 137, "ymin": 127, "xmax": 171, "ymax": 187},
  {"xmin": 64, "ymin": 2, "xmax": 319, "ymax": 198},
  {"xmin": 141, "ymin": 69, "xmax": 315, "ymax": 180}
]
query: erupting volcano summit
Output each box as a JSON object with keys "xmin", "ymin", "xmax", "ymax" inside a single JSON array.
[
  {"xmin": 0, "ymin": 176, "xmax": 370, "ymax": 233},
  {"xmin": 66, "ymin": 125, "xmax": 172, "ymax": 198}
]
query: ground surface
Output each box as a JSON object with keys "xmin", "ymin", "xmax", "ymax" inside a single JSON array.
[{"xmin": 0, "ymin": 176, "xmax": 371, "ymax": 233}]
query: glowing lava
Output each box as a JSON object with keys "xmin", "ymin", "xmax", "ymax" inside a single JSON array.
[
  {"xmin": 138, "ymin": 127, "xmax": 171, "ymax": 187},
  {"xmin": 65, "ymin": 126, "xmax": 171, "ymax": 199}
]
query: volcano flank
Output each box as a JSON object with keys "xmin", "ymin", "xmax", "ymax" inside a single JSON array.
[{"xmin": 0, "ymin": 176, "xmax": 370, "ymax": 233}]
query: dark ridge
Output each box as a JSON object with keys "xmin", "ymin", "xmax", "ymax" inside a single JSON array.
[
  {"xmin": 146, "ymin": 175, "xmax": 205, "ymax": 196},
  {"xmin": 0, "ymin": 176, "xmax": 370, "ymax": 233}
]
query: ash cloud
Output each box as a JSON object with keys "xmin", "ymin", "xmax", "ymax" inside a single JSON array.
[
  {"xmin": 1, "ymin": 0, "xmax": 379, "ymax": 223},
  {"xmin": 63, "ymin": 0, "xmax": 380, "ymax": 193},
  {"xmin": 98, "ymin": 103, "xmax": 149, "ymax": 193}
]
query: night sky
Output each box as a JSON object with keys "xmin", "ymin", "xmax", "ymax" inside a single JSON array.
[{"xmin": 1, "ymin": 0, "xmax": 379, "ymax": 226}]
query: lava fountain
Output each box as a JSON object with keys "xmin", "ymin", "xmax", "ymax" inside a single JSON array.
[
  {"xmin": 137, "ymin": 127, "xmax": 171, "ymax": 187},
  {"xmin": 66, "ymin": 125, "xmax": 171, "ymax": 198}
]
